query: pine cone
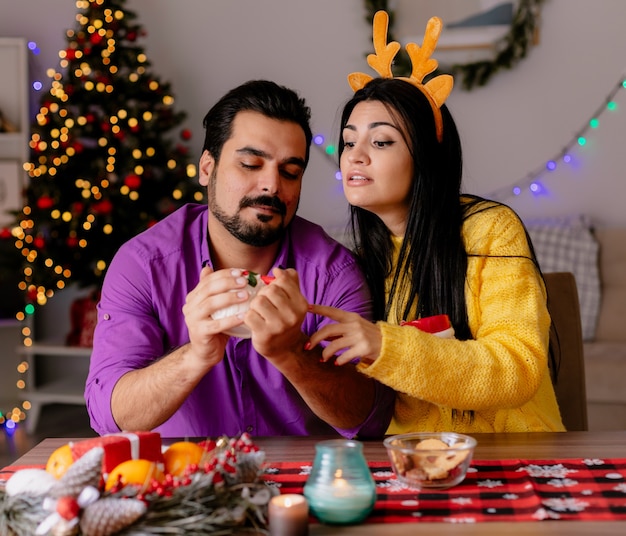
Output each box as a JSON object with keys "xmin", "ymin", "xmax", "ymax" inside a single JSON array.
[
  {"xmin": 51, "ymin": 521, "xmax": 79, "ymax": 536},
  {"xmin": 49, "ymin": 447, "xmax": 104, "ymax": 499},
  {"xmin": 79, "ymin": 498, "xmax": 146, "ymax": 536},
  {"xmin": 236, "ymin": 451, "xmax": 266, "ymax": 484}
]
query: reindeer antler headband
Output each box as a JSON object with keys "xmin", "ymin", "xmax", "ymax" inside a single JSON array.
[{"xmin": 348, "ymin": 11, "xmax": 454, "ymax": 142}]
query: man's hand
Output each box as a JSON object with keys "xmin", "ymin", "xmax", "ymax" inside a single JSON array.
[
  {"xmin": 246, "ymin": 267, "xmax": 309, "ymax": 362},
  {"xmin": 183, "ymin": 266, "xmax": 253, "ymax": 367}
]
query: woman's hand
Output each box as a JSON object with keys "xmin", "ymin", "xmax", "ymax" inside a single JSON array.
[{"xmin": 307, "ymin": 304, "xmax": 382, "ymax": 365}]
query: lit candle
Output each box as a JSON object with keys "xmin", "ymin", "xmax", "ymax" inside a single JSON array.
[
  {"xmin": 303, "ymin": 440, "xmax": 377, "ymax": 525},
  {"xmin": 269, "ymin": 494, "xmax": 309, "ymax": 536},
  {"xmin": 304, "ymin": 470, "xmax": 376, "ymax": 524}
]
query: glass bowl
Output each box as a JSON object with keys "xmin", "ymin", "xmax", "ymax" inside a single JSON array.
[{"xmin": 383, "ymin": 432, "xmax": 477, "ymax": 490}]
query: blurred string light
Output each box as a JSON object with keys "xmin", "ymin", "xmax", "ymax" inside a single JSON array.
[
  {"xmin": 11, "ymin": 4, "xmax": 202, "ymax": 431},
  {"xmin": 313, "ymin": 134, "xmax": 342, "ymax": 181},
  {"xmin": 27, "ymin": 40, "xmax": 44, "ymax": 91},
  {"xmin": 487, "ymin": 74, "xmax": 626, "ymax": 201},
  {"xmin": 0, "ymin": 41, "xmax": 43, "ymax": 435},
  {"xmin": 313, "ymin": 75, "xmax": 626, "ymax": 198}
]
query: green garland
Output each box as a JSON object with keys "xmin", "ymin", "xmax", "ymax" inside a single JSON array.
[{"xmin": 363, "ymin": 0, "xmax": 544, "ymax": 90}]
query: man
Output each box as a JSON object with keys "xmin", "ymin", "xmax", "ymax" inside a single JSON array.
[{"xmin": 85, "ymin": 80, "xmax": 394, "ymax": 438}]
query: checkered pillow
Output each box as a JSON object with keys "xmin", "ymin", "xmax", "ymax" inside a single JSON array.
[{"xmin": 526, "ymin": 215, "xmax": 600, "ymax": 341}]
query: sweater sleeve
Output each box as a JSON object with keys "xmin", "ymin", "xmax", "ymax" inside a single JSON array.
[{"xmin": 357, "ymin": 204, "xmax": 550, "ymax": 412}]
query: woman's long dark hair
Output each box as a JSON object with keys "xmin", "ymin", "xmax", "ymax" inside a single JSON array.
[
  {"xmin": 338, "ymin": 78, "xmax": 559, "ymax": 381},
  {"xmin": 339, "ymin": 78, "xmax": 472, "ymax": 338}
]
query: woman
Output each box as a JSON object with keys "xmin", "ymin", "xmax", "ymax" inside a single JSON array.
[{"xmin": 307, "ymin": 75, "xmax": 565, "ymax": 433}]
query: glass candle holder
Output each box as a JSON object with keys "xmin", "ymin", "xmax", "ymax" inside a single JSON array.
[{"xmin": 303, "ymin": 439, "xmax": 376, "ymax": 525}]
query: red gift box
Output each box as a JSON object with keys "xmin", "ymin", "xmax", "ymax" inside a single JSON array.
[{"xmin": 69, "ymin": 431, "xmax": 163, "ymax": 475}]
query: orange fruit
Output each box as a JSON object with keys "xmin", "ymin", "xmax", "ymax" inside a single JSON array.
[
  {"xmin": 163, "ymin": 441, "xmax": 205, "ymax": 476},
  {"xmin": 46, "ymin": 444, "xmax": 74, "ymax": 479},
  {"xmin": 105, "ymin": 459, "xmax": 164, "ymax": 491}
]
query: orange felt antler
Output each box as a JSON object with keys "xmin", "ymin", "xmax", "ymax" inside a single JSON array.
[{"xmin": 348, "ymin": 10, "xmax": 454, "ymax": 142}]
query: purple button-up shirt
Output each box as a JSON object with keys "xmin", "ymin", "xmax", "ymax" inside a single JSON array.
[{"xmin": 86, "ymin": 204, "xmax": 394, "ymax": 438}]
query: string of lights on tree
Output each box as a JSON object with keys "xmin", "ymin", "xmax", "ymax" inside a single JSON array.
[
  {"xmin": 3, "ymin": 0, "xmax": 204, "ymax": 434},
  {"xmin": 312, "ymin": 74, "xmax": 626, "ymax": 202}
]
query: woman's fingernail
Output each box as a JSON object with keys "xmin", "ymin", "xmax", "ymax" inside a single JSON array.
[
  {"xmin": 307, "ymin": 304, "xmax": 314, "ymax": 311},
  {"xmin": 237, "ymin": 291, "xmax": 248, "ymax": 299},
  {"xmin": 304, "ymin": 341, "xmax": 311, "ymax": 351}
]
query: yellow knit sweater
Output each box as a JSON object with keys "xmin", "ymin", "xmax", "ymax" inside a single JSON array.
[{"xmin": 357, "ymin": 202, "xmax": 566, "ymax": 433}]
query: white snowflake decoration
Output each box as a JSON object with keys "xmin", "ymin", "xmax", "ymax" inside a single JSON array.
[
  {"xmin": 533, "ymin": 507, "xmax": 561, "ymax": 520},
  {"xmin": 372, "ymin": 470, "xmax": 395, "ymax": 479},
  {"xmin": 298, "ymin": 465, "xmax": 312, "ymax": 476},
  {"xmin": 445, "ymin": 517, "xmax": 476, "ymax": 523},
  {"xmin": 542, "ymin": 497, "xmax": 589, "ymax": 512},
  {"xmin": 518, "ymin": 463, "xmax": 578, "ymax": 479},
  {"xmin": 477, "ymin": 479, "xmax": 503, "ymax": 489},
  {"xmin": 547, "ymin": 478, "xmax": 579, "ymax": 488}
]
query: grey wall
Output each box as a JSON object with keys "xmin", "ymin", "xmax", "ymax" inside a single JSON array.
[{"xmin": 1, "ymin": 0, "xmax": 625, "ymax": 231}]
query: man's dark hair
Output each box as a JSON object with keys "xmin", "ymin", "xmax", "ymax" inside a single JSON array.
[{"xmin": 202, "ymin": 80, "xmax": 312, "ymax": 165}]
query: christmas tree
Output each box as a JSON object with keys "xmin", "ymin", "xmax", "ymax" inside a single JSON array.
[{"xmin": 12, "ymin": 0, "xmax": 205, "ymax": 310}]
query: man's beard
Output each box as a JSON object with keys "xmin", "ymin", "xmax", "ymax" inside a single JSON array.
[{"xmin": 208, "ymin": 170, "xmax": 294, "ymax": 247}]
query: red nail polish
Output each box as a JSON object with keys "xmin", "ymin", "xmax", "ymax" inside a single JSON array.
[{"xmin": 304, "ymin": 341, "xmax": 311, "ymax": 351}]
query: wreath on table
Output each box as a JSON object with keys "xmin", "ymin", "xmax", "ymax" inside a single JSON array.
[{"xmin": 363, "ymin": 0, "xmax": 545, "ymax": 90}]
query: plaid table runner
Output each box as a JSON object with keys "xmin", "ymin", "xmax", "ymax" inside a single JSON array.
[
  {"xmin": 3, "ymin": 458, "xmax": 626, "ymax": 523},
  {"xmin": 265, "ymin": 458, "xmax": 626, "ymax": 523}
]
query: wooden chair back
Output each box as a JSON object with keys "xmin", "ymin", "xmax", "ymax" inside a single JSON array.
[{"xmin": 544, "ymin": 272, "xmax": 589, "ymax": 431}]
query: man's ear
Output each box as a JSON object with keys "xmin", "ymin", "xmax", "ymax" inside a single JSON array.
[{"xmin": 198, "ymin": 150, "xmax": 215, "ymax": 187}]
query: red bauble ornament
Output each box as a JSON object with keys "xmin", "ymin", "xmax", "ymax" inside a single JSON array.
[
  {"xmin": 92, "ymin": 199, "xmax": 113, "ymax": 215},
  {"xmin": 33, "ymin": 237, "xmax": 45, "ymax": 249},
  {"xmin": 124, "ymin": 174, "xmax": 142, "ymax": 189},
  {"xmin": 181, "ymin": 129, "xmax": 192, "ymax": 141},
  {"xmin": 0, "ymin": 227, "xmax": 11, "ymax": 239},
  {"xmin": 127, "ymin": 31, "xmax": 137, "ymax": 42},
  {"xmin": 65, "ymin": 48, "xmax": 76, "ymax": 60},
  {"xmin": 37, "ymin": 196, "xmax": 55, "ymax": 210},
  {"xmin": 66, "ymin": 236, "xmax": 79, "ymax": 248},
  {"xmin": 56, "ymin": 496, "xmax": 80, "ymax": 521},
  {"xmin": 90, "ymin": 33, "xmax": 103, "ymax": 45}
]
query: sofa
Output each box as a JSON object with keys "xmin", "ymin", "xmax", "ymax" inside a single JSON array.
[
  {"xmin": 581, "ymin": 228, "xmax": 626, "ymax": 430},
  {"xmin": 527, "ymin": 218, "xmax": 626, "ymax": 430}
]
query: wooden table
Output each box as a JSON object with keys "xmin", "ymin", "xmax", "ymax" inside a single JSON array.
[{"xmin": 11, "ymin": 431, "xmax": 626, "ymax": 535}]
